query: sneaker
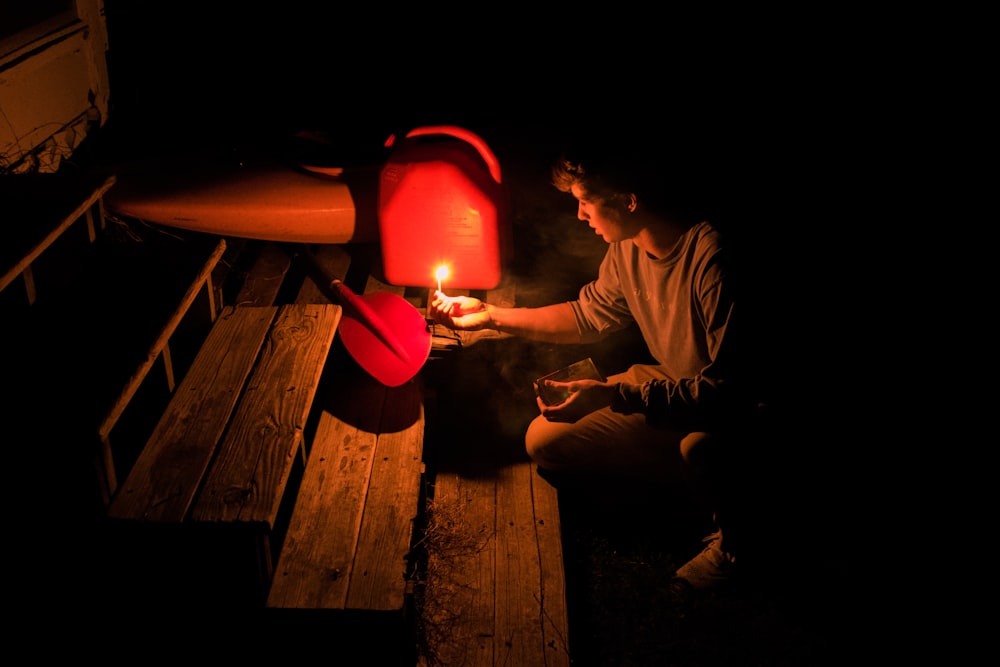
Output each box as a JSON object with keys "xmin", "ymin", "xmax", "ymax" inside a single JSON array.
[{"xmin": 674, "ymin": 529, "xmax": 737, "ymax": 590}]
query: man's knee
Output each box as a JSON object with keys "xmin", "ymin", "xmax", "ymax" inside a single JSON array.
[
  {"xmin": 679, "ymin": 431, "xmax": 714, "ymax": 466},
  {"xmin": 524, "ymin": 415, "xmax": 562, "ymax": 468}
]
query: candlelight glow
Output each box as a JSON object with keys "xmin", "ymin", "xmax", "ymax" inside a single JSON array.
[{"xmin": 435, "ymin": 264, "xmax": 449, "ymax": 292}]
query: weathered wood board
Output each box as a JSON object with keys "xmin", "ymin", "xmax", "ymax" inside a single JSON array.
[
  {"xmin": 191, "ymin": 303, "xmax": 340, "ymax": 527},
  {"xmin": 421, "ymin": 463, "xmax": 570, "ymax": 666}
]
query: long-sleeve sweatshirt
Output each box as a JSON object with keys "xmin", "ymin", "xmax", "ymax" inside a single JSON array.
[{"xmin": 571, "ymin": 220, "xmax": 756, "ymax": 431}]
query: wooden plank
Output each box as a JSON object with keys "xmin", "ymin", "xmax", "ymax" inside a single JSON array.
[
  {"xmin": 268, "ymin": 251, "xmax": 428, "ymax": 610},
  {"xmin": 266, "ymin": 366, "xmax": 384, "ymax": 609},
  {"xmin": 266, "ymin": 369, "xmax": 424, "ymax": 611},
  {"xmin": 346, "ymin": 378, "xmax": 425, "ymax": 610},
  {"xmin": 107, "ymin": 305, "xmax": 276, "ymax": 523},
  {"xmin": 365, "ymin": 272, "xmax": 405, "ymax": 297},
  {"xmin": 421, "ymin": 471, "xmax": 498, "ymax": 667},
  {"xmin": 500, "ymin": 464, "xmax": 570, "ymax": 666},
  {"xmin": 531, "ymin": 464, "xmax": 572, "ymax": 664},
  {"xmin": 21, "ymin": 264, "xmax": 37, "ymax": 305},
  {"xmin": 234, "ymin": 241, "xmax": 292, "ymax": 307},
  {"xmin": 421, "ymin": 463, "xmax": 571, "ymax": 666},
  {"xmin": 296, "ymin": 243, "xmax": 352, "ymax": 303},
  {"xmin": 191, "ymin": 303, "xmax": 339, "ymax": 528},
  {"xmin": 495, "ymin": 462, "xmax": 547, "ymax": 666}
]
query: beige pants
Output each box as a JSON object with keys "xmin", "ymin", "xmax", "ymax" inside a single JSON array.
[{"xmin": 524, "ymin": 364, "xmax": 707, "ymax": 487}]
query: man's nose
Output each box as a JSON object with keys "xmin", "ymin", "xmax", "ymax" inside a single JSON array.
[{"xmin": 577, "ymin": 202, "xmax": 587, "ymax": 220}]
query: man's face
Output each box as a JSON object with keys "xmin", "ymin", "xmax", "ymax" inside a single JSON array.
[{"xmin": 571, "ymin": 183, "xmax": 633, "ymax": 243}]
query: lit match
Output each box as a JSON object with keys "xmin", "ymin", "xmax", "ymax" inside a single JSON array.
[{"xmin": 435, "ymin": 264, "xmax": 449, "ymax": 292}]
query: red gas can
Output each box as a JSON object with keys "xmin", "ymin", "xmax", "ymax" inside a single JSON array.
[{"xmin": 378, "ymin": 126, "xmax": 510, "ymax": 290}]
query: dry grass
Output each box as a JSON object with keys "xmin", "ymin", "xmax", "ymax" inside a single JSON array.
[{"xmin": 408, "ymin": 493, "xmax": 497, "ymax": 667}]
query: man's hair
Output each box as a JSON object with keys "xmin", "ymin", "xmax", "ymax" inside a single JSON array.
[
  {"xmin": 551, "ymin": 137, "xmax": 644, "ymax": 201},
  {"xmin": 550, "ymin": 128, "xmax": 718, "ymax": 220}
]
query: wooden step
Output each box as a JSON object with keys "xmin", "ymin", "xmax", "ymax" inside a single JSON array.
[
  {"xmin": 266, "ymin": 368, "xmax": 425, "ymax": 610},
  {"xmin": 267, "ymin": 243, "xmax": 426, "ymax": 611},
  {"xmin": 419, "ymin": 463, "xmax": 570, "ymax": 666}
]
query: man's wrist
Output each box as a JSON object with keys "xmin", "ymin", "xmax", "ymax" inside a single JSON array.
[
  {"xmin": 610, "ymin": 382, "xmax": 635, "ymax": 414},
  {"xmin": 484, "ymin": 303, "xmax": 499, "ymax": 331}
]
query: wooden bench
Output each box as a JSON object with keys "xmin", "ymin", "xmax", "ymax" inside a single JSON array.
[
  {"xmin": 267, "ymin": 244, "xmax": 426, "ymax": 614},
  {"xmin": 0, "ymin": 170, "xmax": 227, "ymax": 506},
  {"xmin": 97, "ymin": 238, "xmax": 569, "ymax": 663},
  {"xmin": 262, "ymin": 245, "xmax": 570, "ymax": 663},
  {"xmin": 239, "ymin": 243, "xmax": 570, "ymax": 663},
  {"xmin": 106, "ymin": 300, "xmax": 340, "ymax": 595}
]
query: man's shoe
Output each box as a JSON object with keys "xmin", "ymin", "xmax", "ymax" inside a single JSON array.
[{"xmin": 674, "ymin": 529, "xmax": 736, "ymax": 591}]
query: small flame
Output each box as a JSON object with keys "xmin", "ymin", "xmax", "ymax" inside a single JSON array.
[{"xmin": 435, "ymin": 264, "xmax": 449, "ymax": 292}]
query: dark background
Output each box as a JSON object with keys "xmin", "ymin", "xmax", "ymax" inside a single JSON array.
[
  {"xmin": 97, "ymin": 3, "xmax": 856, "ymax": 177},
  {"xmin": 96, "ymin": 1, "xmax": 867, "ymax": 373},
  {"xmin": 88, "ymin": 3, "xmax": 884, "ymax": 662}
]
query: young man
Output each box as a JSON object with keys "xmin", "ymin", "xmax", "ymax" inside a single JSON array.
[{"xmin": 428, "ymin": 134, "xmax": 764, "ymax": 590}]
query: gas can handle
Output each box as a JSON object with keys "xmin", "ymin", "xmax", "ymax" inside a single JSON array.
[{"xmin": 404, "ymin": 125, "xmax": 502, "ymax": 184}]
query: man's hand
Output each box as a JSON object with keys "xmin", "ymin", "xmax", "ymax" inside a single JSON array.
[
  {"xmin": 429, "ymin": 290, "xmax": 493, "ymax": 331},
  {"xmin": 536, "ymin": 379, "xmax": 615, "ymax": 422}
]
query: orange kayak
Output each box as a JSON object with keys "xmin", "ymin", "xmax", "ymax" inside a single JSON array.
[{"xmin": 106, "ymin": 153, "xmax": 380, "ymax": 244}]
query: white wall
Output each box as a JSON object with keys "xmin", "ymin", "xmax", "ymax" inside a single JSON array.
[{"xmin": 0, "ymin": 0, "xmax": 110, "ymax": 173}]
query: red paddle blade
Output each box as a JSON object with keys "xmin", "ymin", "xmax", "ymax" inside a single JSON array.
[{"xmin": 336, "ymin": 290, "xmax": 431, "ymax": 386}]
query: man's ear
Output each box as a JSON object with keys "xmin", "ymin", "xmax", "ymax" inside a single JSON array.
[{"xmin": 626, "ymin": 193, "xmax": 637, "ymax": 213}]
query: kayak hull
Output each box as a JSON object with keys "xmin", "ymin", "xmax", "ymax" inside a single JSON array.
[{"xmin": 106, "ymin": 158, "xmax": 380, "ymax": 244}]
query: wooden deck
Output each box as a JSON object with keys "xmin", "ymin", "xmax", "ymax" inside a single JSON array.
[
  {"xmin": 13, "ymin": 225, "xmax": 572, "ymax": 664},
  {"xmin": 267, "ymin": 244, "xmax": 426, "ymax": 613},
  {"xmin": 419, "ymin": 463, "xmax": 570, "ymax": 666},
  {"xmin": 257, "ymin": 241, "xmax": 572, "ymax": 664}
]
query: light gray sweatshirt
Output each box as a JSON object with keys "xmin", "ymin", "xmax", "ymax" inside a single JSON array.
[{"xmin": 571, "ymin": 221, "xmax": 751, "ymax": 430}]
